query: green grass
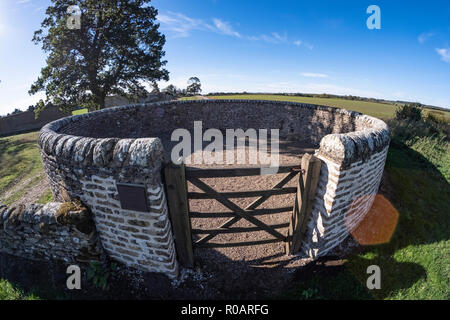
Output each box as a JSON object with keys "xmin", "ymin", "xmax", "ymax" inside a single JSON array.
[
  {"xmin": 0, "ymin": 280, "xmax": 39, "ymax": 300},
  {"xmin": 0, "ymin": 131, "xmax": 44, "ymax": 205},
  {"xmin": 36, "ymin": 189, "xmax": 53, "ymax": 204},
  {"xmin": 72, "ymin": 108, "xmax": 89, "ymax": 115}
]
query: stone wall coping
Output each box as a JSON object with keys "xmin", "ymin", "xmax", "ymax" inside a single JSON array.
[
  {"xmin": 38, "ymin": 99, "xmax": 390, "ymax": 168},
  {"xmin": 0, "ymin": 201, "xmax": 102, "ymax": 264},
  {"xmin": 1, "ymin": 202, "xmax": 63, "ymax": 226}
]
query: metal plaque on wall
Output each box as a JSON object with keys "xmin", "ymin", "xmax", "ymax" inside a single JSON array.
[{"xmin": 116, "ymin": 183, "xmax": 149, "ymax": 212}]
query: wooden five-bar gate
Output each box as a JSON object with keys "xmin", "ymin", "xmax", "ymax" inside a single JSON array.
[{"xmin": 164, "ymin": 154, "xmax": 322, "ymax": 268}]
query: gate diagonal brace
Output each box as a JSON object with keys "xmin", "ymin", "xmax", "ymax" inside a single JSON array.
[{"xmin": 191, "ymin": 170, "xmax": 299, "ymax": 245}]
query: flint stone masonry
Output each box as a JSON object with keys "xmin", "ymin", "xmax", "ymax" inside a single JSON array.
[
  {"xmin": 39, "ymin": 106, "xmax": 179, "ymax": 277},
  {"xmin": 300, "ymin": 146, "xmax": 389, "ymax": 257},
  {"xmin": 0, "ymin": 202, "xmax": 101, "ymax": 263},
  {"xmin": 38, "ymin": 99, "xmax": 390, "ymax": 268}
]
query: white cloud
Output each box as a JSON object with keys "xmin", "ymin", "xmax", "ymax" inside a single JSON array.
[
  {"xmin": 418, "ymin": 32, "xmax": 434, "ymax": 44},
  {"xmin": 212, "ymin": 18, "xmax": 241, "ymax": 38},
  {"xmin": 294, "ymin": 40, "xmax": 313, "ymax": 50},
  {"xmin": 249, "ymin": 32, "xmax": 288, "ymax": 44},
  {"xmin": 301, "ymin": 72, "xmax": 329, "ymax": 78},
  {"xmin": 436, "ymin": 48, "xmax": 450, "ymax": 63},
  {"xmin": 157, "ymin": 12, "xmax": 206, "ymax": 38},
  {"xmin": 157, "ymin": 13, "xmax": 241, "ymax": 39},
  {"xmin": 157, "ymin": 11, "xmax": 312, "ymax": 49}
]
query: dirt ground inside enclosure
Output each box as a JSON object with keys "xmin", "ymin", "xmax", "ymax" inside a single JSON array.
[
  {"xmin": 183, "ymin": 138, "xmax": 312, "ymax": 265},
  {"xmin": 165, "ymin": 139, "xmax": 362, "ymax": 298}
]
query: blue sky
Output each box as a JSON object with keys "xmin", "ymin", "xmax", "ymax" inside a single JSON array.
[{"xmin": 0, "ymin": 0, "xmax": 449, "ymax": 116}]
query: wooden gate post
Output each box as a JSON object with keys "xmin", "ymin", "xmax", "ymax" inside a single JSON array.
[
  {"xmin": 286, "ymin": 153, "xmax": 322, "ymax": 255},
  {"xmin": 164, "ymin": 162, "xmax": 194, "ymax": 268}
]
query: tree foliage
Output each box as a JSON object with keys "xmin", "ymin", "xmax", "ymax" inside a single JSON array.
[
  {"xmin": 162, "ymin": 84, "xmax": 178, "ymax": 97},
  {"xmin": 186, "ymin": 76, "xmax": 201, "ymax": 96},
  {"xmin": 151, "ymin": 81, "xmax": 160, "ymax": 93},
  {"xmin": 395, "ymin": 103, "xmax": 423, "ymax": 122},
  {"xmin": 29, "ymin": 0, "xmax": 169, "ymax": 115}
]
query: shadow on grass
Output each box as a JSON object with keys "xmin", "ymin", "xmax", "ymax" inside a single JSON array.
[
  {"xmin": 279, "ymin": 141, "xmax": 449, "ymax": 300},
  {"xmin": 380, "ymin": 141, "xmax": 449, "ymax": 251},
  {"xmin": 277, "ymin": 255, "xmax": 426, "ymax": 300}
]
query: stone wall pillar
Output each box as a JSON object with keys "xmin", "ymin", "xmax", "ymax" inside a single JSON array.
[
  {"xmin": 39, "ymin": 119, "xmax": 179, "ymax": 278},
  {"xmin": 300, "ymin": 115, "xmax": 390, "ymax": 258}
]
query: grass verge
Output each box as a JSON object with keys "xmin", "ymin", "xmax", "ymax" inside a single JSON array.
[
  {"xmin": 0, "ymin": 280, "xmax": 39, "ymax": 300},
  {"xmin": 36, "ymin": 189, "xmax": 53, "ymax": 204},
  {"xmin": 0, "ymin": 131, "xmax": 44, "ymax": 205}
]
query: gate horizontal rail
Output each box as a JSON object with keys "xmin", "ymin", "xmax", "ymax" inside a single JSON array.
[
  {"xmin": 192, "ymin": 222, "xmax": 290, "ymax": 235},
  {"xmin": 185, "ymin": 164, "xmax": 301, "ymax": 178},
  {"xmin": 195, "ymin": 238, "xmax": 282, "ymax": 248},
  {"xmin": 188, "ymin": 187, "xmax": 297, "ymax": 199},
  {"xmin": 189, "ymin": 206, "xmax": 293, "ymax": 218}
]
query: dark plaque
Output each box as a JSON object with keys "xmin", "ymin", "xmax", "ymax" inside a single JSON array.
[{"xmin": 116, "ymin": 183, "xmax": 149, "ymax": 212}]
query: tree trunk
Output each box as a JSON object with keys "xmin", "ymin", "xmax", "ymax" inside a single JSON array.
[
  {"xmin": 92, "ymin": 90, "xmax": 106, "ymax": 110},
  {"xmin": 99, "ymin": 96, "xmax": 105, "ymax": 110}
]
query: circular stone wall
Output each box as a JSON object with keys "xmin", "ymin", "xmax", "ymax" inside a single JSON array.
[{"xmin": 38, "ymin": 99, "xmax": 390, "ymax": 276}]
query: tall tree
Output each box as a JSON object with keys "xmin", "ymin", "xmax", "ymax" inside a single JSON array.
[
  {"xmin": 151, "ymin": 81, "xmax": 160, "ymax": 94},
  {"xmin": 163, "ymin": 84, "xmax": 178, "ymax": 98},
  {"xmin": 29, "ymin": 0, "xmax": 169, "ymax": 115},
  {"xmin": 186, "ymin": 77, "xmax": 201, "ymax": 96}
]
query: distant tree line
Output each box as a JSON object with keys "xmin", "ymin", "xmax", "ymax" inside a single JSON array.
[
  {"xmin": 156, "ymin": 76, "xmax": 202, "ymax": 98},
  {"xmin": 205, "ymin": 92, "xmax": 448, "ymax": 112},
  {"xmin": 0, "ymin": 105, "xmax": 37, "ymax": 118}
]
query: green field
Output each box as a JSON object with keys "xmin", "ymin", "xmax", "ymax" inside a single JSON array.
[
  {"xmin": 180, "ymin": 94, "xmax": 450, "ymax": 121},
  {"xmin": 209, "ymin": 94, "xmax": 397, "ymax": 119}
]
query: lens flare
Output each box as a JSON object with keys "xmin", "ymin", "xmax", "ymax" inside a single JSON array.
[{"xmin": 346, "ymin": 194, "xmax": 398, "ymax": 245}]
